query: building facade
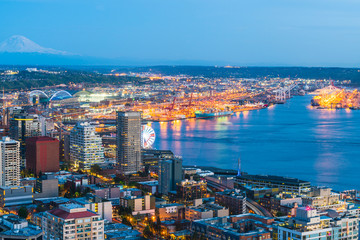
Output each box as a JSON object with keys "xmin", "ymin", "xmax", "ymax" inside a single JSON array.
[
  {"xmin": 72, "ymin": 196, "xmax": 113, "ymax": 223},
  {"xmin": 116, "ymin": 111, "xmax": 142, "ymax": 175},
  {"xmin": 235, "ymin": 174, "xmax": 311, "ymax": 194},
  {"xmin": 42, "ymin": 204, "xmax": 105, "ymax": 240},
  {"xmin": 159, "ymin": 158, "xmax": 182, "ymax": 194},
  {"xmin": 0, "ymin": 186, "xmax": 33, "ymax": 207},
  {"xmin": 70, "ymin": 122, "xmax": 104, "ymax": 170},
  {"xmin": 275, "ymin": 207, "xmax": 359, "ymax": 240},
  {"xmin": 302, "ymin": 187, "xmax": 344, "ymax": 211},
  {"xmin": 26, "ymin": 136, "xmax": 60, "ymax": 175},
  {"xmin": 120, "ymin": 195, "xmax": 155, "ymax": 216},
  {"xmin": 9, "ymin": 114, "xmax": 42, "ymax": 162},
  {"xmin": 215, "ymin": 189, "xmax": 247, "ymax": 215},
  {"xmin": 34, "ymin": 174, "xmax": 59, "ymax": 199},
  {"xmin": 155, "ymin": 203, "xmax": 185, "ymax": 221},
  {"xmin": 0, "ymin": 137, "xmax": 20, "ymax": 187},
  {"xmin": 176, "ymin": 179, "xmax": 208, "ymax": 202}
]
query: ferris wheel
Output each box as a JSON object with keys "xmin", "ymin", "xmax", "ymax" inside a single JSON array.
[{"xmin": 141, "ymin": 125, "xmax": 156, "ymax": 149}]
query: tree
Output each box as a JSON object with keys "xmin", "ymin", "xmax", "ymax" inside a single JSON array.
[
  {"xmin": 90, "ymin": 164, "xmax": 102, "ymax": 176},
  {"xmin": 155, "ymin": 216, "xmax": 162, "ymax": 234},
  {"xmin": 113, "ymin": 176, "xmax": 124, "ymax": 185},
  {"xmin": 36, "ymin": 205, "xmax": 47, "ymax": 213},
  {"xmin": 18, "ymin": 206, "xmax": 29, "ymax": 219},
  {"xmin": 121, "ymin": 216, "xmax": 132, "ymax": 226},
  {"xmin": 143, "ymin": 225, "xmax": 153, "ymax": 239}
]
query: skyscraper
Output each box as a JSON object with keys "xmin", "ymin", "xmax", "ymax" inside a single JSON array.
[
  {"xmin": 26, "ymin": 136, "xmax": 60, "ymax": 175},
  {"xmin": 159, "ymin": 158, "xmax": 183, "ymax": 194},
  {"xmin": 0, "ymin": 137, "xmax": 20, "ymax": 187},
  {"xmin": 9, "ymin": 114, "xmax": 41, "ymax": 164},
  {"xmin": 116, "ymin": 111, "xmax": 142, "ymax": 175},
  {"xmin": 70, "ymin": 122, "xmax": 104, "ymax": 170}
]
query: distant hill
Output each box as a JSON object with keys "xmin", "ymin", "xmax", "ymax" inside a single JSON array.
[{"xmin": 115, "ymin": 66, "xmax": 360, "ymax": 85}]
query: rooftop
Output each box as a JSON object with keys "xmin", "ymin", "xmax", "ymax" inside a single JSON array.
[
  {"xmin": 238, "ymin": 174, "xmax": 310, "ymax": 185},
  {"xmin": 138, "ymin": 180, "xmax": 158, "ymax": 186},
  {"xmin": 105, "ymin": 229, "xmax": 141, "ymax": 239},
  {"xmin": 0, "ymin": 226, "xmax": 42, "ymax": 238},
  {"xmin": 48, "ymin": 204, "xmax": 98, "ymax": 220},
  {"xmin": 26, "ymin": 136, "xmax": 58, "ymax": 142}
]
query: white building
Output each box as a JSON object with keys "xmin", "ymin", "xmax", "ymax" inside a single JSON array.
[
  {"xmin": 72, "ymin": 196, "xmax": 113, "ymax": 223},
  {"xmin": 276, "ymin": 207, "xmax": 359, "ymax": 240},
  {"xmin": 42, "ymin": 204, "xmax": 105, "ymax": 240},
  {"xmin": 0, "ymin": 137, "xmax": 20, "ymax": 187},
  {"xmin": 70, "ymin": 122, "xmax": 104, "ymax": 170}
]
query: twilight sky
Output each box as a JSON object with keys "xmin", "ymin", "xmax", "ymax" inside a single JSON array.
[{"xmin": 1, "ymin": 0, "xmax": 360, "ymax": 67}]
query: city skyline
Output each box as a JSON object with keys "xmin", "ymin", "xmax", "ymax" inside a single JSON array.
[{"xmin": 0, "ymin": 1, "xmax": 359, "ymax": 239}]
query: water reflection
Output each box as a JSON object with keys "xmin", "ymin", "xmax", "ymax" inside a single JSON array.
[{"xmin": 152, "ymin": 96, "xmax": 360, "ymax": 190}]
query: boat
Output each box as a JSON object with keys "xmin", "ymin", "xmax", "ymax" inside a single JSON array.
[{"xmin": 195, "ymin": 110, "xmax": 234, "ymax": 118}]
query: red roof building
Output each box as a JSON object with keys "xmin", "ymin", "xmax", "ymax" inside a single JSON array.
[{"xmin": 43, "ymin": 204, "xmax": 104, "ymax": 240}]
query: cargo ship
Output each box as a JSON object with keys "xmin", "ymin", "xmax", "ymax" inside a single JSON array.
[{"xmin": 195, "ymin": 110, "xmax": 234, "ymax": 118}]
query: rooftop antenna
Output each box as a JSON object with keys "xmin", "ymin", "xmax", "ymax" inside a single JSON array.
[{"xmin": 237, "ymin": 157, "xmax": 241, "ymax": 177}]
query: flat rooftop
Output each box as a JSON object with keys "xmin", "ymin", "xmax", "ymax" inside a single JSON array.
[{"xmin": 238, "ymin": 174, "xmax": 310, "ymax": 185}]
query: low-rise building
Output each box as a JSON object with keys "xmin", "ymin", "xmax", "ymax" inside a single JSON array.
[
  {"xmin": 191, "ymin": 213, "xmax": 274, "ymax": 240},
  {"xmin": 137, "ymin": 181, "xmax": 158, "ymax": 194},
  {"xmin": 302, "ymin": 187, "xmax": 344, "ymax": 210},
  {"xmin": 176, "ymin": 179, "xmax": 208, "ymax": 202},
  {"xmin": 185, "ymin": 202, "xmax": 229, "ymax": 221},
  {"xmin": 0, "ymin": 214, "xmax": 43, "ymax": 240},
  {"xmin": 205, "ymin": 175, "xmax": 235, "ymax": 189},
  {"xmin": 215, "ymin": 189, "xmax": 246, "ymax": 215},
  {"xmin": 235, "ymin": 174, "xmax": 311, "ymax": 194},
  {"xmin": 72, "ymin": 195, "xmax": 113, "ymax": 222},
  {"xmin": 120, "ymin": 195, "xmax": 155, "ymax": 216},
  {"xmin": 104, "ymin": 223, "xmax": 141, "ymax": 240},
  {"xmin": 34, "ymin": 174, "xmax": 59, "ymax": 199},
  {"xmin": 0, "ymin": 186, "xmax": 33, "ymax": 207},
  {"xmin": 236, "ymin": 184, "xmax": 281, "ymax": 200},
  {"xmin": 90, "ymin": 185, "xmax": 123, "ymax": 199},
  {"xmin": 275, "ymin": 207, "xmax": 359, "ymax": 240},
  {"xmin": 155, "ymin": 203, "xmax": 185, "ymax": 221},
  {"xmin": 260, "ymin": 194, "xmax": 302, "ymax": 215}
]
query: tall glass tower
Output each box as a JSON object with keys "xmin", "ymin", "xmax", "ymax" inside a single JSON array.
[{"xmin": 116, "ymin": 111, "xmax": 142, "ymax": 175}]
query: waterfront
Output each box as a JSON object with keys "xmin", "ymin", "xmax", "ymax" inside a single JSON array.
[{"xmin": 151, "ymin": 95, "xmax": 360, "ymax": 191}]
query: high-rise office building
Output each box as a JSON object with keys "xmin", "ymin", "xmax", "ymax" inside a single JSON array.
[
  {"xmin": 159, "ymin": 158, "xmax": 183, "ymax": 194},
  {"xmin": 116, "ymin": 111, "xmax": 142, "ymax": 175},
  {"xmin": 9, "ymin": 114, "xmax": 41, "ymax": 163},
  {"xmin": 0, "ymin": 137, "xmax": 20, "ymax": 187},
  {"xmin": 26, "ymin": 136, "xmax": 60, "ymax": 175},
  {"xmin": 70, "ymin": 122, "xmax": 104, "ymax": 170}
]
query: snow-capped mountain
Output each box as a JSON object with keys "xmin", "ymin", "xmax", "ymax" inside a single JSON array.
[{"xmin": 0, "ymin": 35, "xmax": 69, "ymax": 55}]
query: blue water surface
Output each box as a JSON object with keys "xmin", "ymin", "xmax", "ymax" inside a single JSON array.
[{"xmin": 150, "ymin": 95, "xmax": 360, "ymax": 191}]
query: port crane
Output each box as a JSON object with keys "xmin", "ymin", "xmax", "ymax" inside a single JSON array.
[
  {"xmin": 274, "ymin": 83, "xmax": 298, "ymax": 102},
  {"xmin": 164, "ymin": 97, "xmax": 176, "ymax": 111}
]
